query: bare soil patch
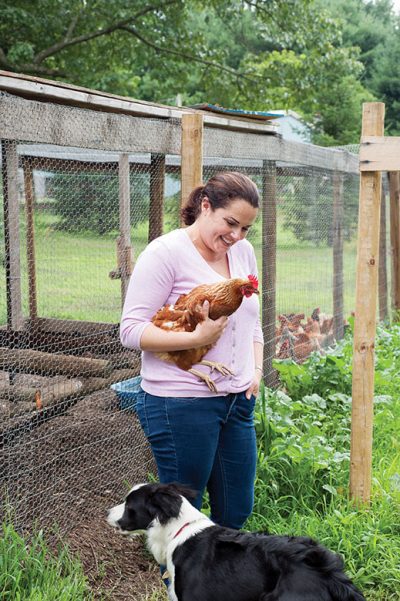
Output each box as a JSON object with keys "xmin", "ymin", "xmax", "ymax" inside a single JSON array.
[{"xmin": 1, "ymin": 385, "xmax": 164, "ymax": 599}]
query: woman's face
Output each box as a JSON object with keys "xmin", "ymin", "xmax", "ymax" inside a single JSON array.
[{"xmin": 199, "ymin": 197, "xmax": 258, "ymax": 255}]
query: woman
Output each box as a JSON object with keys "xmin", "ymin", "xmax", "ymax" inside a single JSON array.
[{"xmin": 120, "ymin": 171, "xmax": 263, "ymax": 530}]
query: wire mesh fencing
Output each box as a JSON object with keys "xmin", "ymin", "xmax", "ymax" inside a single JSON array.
[{"xmin": 0, "ymin": 90, "xmax": 395, "ymax": 537}]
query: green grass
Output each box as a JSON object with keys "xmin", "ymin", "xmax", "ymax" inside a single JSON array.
[
  {"xmin": 0, "ymin": 209, "xmax": 358, "ymax": 325},
  {"xmin": 2, "ymin": 207, "xmax": 396, "ymax": 599},
  {"xmin": 0, "ymin": 523, "xmax": 93, "ymax": 600}
]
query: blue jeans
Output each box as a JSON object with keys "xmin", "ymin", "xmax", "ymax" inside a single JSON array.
[{"xmin": 135, "ymin": 389, "xmax": 257, "ymax": 529}]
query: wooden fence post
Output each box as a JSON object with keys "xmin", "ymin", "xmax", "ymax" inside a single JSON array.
[
  {"xmin": 148, "ymin": 154, "xmax": 165, "ymax": 242},
  {"xmin": 350, "ymin": 102, "xmax": 385, "ymax": 504},
  {"xmin": 118, "ymin": 153, "xmax": 133, "ymax": 305},
  {"xmin": 1, "ymin": 140, "xmax": 24, "ymax": 330},
  {"xmin": 261, "ymin": 160, "xmax": 278, "ymax": 387},
  {"xmin": 389, "ymin": 172, "xmax": 400, "ymax": 314},
  {"xmin": 379, "ymin": 180, "xmax": 388, "ymax": 321},
  {"xmin": 23, "ymin": 159, "xmax": 38, "ymax": 321},
  {"xmin": 181, "ymin": 113, "xmax": 203, "ymax": 213},
  {"xmin": 332, "ymin": 172, "xmax": 344, "ymax": 341}
]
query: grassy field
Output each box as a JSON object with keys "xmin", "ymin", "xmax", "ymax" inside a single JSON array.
[{"xmin": 0, "ymin": 209, "xmax": 359, "ymax": 325}]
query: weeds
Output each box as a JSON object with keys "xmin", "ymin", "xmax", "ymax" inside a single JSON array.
[
  {"xmin": 250, "ymin": 322, "xmax": 400, "ymax": 599},
  {"xmin": 0, "ymin": 523, "xmax": 93, "ymax": 600}
]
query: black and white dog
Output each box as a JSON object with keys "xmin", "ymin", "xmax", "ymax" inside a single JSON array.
[{"xmin": 107, "ymin": 482, "xmax": 365, "ymax": 601}]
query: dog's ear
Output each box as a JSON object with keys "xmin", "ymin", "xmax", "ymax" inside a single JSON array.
[
  {"xmin": 147, "ymin": 484, "xmax": 190, "ymax": 525},
  {"xmin": 169, "ymin": 482, "xmax": 198, "ymax": 501}
]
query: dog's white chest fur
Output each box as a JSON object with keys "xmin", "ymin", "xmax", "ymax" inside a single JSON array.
[{"xmin": 147, "ymin": 497, "xmax": 213, "ymax": 599}]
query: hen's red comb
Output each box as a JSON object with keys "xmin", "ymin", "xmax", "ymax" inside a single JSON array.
[{"xmin": 247, "ymin": 274, "xmax": 259, "ymax": 288}]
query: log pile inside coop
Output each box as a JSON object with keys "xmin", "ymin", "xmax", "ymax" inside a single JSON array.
[
  {"xmin": 275, "ymin": 308, "xmax": 345, "ymax": 362},
  {"xmin": 0, "ymin": 347, "xmax": 140, "ymax": 420},
  {"xmin": 0, "ymin": 386, "xmax": 156, "ymax": 535}
]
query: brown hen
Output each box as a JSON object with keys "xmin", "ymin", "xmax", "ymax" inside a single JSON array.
[{"xmin": 151, "ymin": 275, "xmax": 259, "ymax": 392}]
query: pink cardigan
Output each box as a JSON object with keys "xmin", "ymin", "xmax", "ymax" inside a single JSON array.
[{"xmin": 120, "ymin": 229, "xmax": 263, "ymax": 397}]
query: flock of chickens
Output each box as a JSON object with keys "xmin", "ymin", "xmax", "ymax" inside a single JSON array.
[{"xmin": 275, "ymin": 308, "xmax": 338, "ymax": 362}]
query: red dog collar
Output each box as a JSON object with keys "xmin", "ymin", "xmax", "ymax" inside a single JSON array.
[{"xmin": 173, "ymin": 522, "xmax": 191, "ymax": 539}]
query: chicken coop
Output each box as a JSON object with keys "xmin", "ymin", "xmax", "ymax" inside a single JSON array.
[{"xmin": 0, "ymin": 71, "xmax": 399, "ymax": 535}]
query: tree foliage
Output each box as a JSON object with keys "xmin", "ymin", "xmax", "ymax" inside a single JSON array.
[
  {"xmin": 318, "ymin": 0, "xmax": 400, "ymax": 134},
  {"xmin": 1, "ymin": 0, "xmax": 398, "ymax": 141},
  {"xmin": 49, "ymin": 172, "xmax": 149, "ymax": 234}
]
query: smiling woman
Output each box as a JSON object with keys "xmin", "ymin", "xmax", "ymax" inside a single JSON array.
[
  {"xmin": 119, "ymin": 173, "xmax": 264, "ymax": 576},
  {"xmin": 183, "ymin": 173, "xmax": 259, "ymax": 276}
]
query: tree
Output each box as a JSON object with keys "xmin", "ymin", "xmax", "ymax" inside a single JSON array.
[
  {"xmin": 0, "ymin": 0, "xmax": 258, "ymax": 94},
  {"xmin": 317, "ymin": 0, "xmax": 400, "ymax": 134},
  {"xmin": 0, "ymin": 0, "xmax": 390, "ymax": 143},
  {"xmin": 49, "ymin": 171, "xmax": 149, "ymax": 235}
]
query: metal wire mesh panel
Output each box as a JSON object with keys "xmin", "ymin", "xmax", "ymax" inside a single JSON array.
[
  {"xmin": 0, "ymin": 109, "xmax": 183, "ymax": 534},
  {"xmin": 201, "ymin": 132, "xmax": 364, "ymax": 385}
]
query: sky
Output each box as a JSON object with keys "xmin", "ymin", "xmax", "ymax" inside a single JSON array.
[{"xmin": 391, "ymin": 0, "xmax": 400, "ymax": 12}]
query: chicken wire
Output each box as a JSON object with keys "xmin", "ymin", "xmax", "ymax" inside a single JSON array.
[
  {"xmin": 201, "ymin": 136, "xmax": 393, "ymax": 382},
  {"xmin": 0, "ymin": 92, "xmax": 394, "ymax": 536},
  {"xmin": 0, "ymin": 111, "xmax": 181, "ymax": 534}
]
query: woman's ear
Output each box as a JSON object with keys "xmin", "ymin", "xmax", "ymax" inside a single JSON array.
[{"xmin": 201, "ymin": 197, "xmax": 210, "ymax": 212}]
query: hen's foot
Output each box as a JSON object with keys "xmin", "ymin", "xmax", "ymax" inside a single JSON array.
[
  {"xmin": 188, "ymin": 369, "xmax": 218, "ymax": 393},
  {"xmin": 199, "ymin": 360, "xmax": 234, "ymax": 376}
]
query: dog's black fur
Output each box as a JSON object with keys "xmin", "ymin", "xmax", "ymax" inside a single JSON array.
[{"xmin": 108, "ymin": 483, "xmax": 366, "ymax": 601}]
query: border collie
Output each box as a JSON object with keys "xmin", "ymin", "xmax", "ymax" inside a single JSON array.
[{"xmin": 107, "ymin": 482, "xmax": 365, "ymax": 601}]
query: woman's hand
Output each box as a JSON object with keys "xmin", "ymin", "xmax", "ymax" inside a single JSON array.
[
  {"xmin": 192, "ymin": 300, "xmax": 228, "ymax": 347},
  {"xmin": 245, "ymin": 368, "xmax": 263, "ymax": 400}
]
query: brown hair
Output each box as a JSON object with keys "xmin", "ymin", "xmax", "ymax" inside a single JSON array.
[{"xmin": 181, "ymin": 171, "xmax": 260, "ymax": 226}]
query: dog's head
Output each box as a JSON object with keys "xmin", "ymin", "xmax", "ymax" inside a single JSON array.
[{"xmin": 107, "ymin": 482, "xmax": 197, "ymax": 533}]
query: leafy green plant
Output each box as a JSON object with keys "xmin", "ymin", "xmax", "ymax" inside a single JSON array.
[{"xmin": 251, "ymin": 321, "xmax": 400, "ymax": 599}]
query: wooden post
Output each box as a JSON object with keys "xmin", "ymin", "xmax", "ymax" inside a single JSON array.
[
  {"xmin": 118, "ymin": 153, "xmax": 133, "ymax": 304},
  {"xmin": 389, "ymin": 172, "xmax": 400, "ymax": 314},
  {"xmin": 332, "ymin": 172, "xmax": 344, "ymax": 340},
  {"xmin": 378, "ymin": 181, "xmax": 388, "ymax": 321},
  {"xmin": 181, "ymin": 113, "xmax": 203, "ymax": 213},
  {"xmin": 1, "ymin": 140, "xmax": 24, "ymax": 330},
  {"xmin": 23, "ymin": 159, "xmax": 38, "ymax": 320},
  {"xmin": 350, "ymin": 102, "xmax": 385, "ymax": 504},
  {"xmin": 262, "ymin": 161, "xmax": 278, "ymax": 387},
  {"xmin": 148, "ymin": 153, "xmax": 165, "ymax": 242}
]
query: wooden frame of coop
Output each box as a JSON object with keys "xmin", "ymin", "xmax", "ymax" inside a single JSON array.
[{"xmin": 351, "ymin": 102, "xmax": 400, "ymax": 504}]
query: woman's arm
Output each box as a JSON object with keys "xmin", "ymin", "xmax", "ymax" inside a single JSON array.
[
  {"xmin": 120, "ymin": 242, "xmax": 227, "ymax": 352},
  {"xmin": 140, "ymin": 302, "xmax": 228, "ymax": 352}
]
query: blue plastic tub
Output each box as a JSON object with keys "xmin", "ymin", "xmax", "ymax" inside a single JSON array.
[{"xmin": 111, "ymin": 376, "xmax": 142, "ymax": 412}]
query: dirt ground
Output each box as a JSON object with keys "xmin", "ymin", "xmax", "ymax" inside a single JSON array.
[
  {"xmin": 0, "ymin": 385, "xmax": 166, "ymax": 600},
  {"xmin": 67, "ymin": 511, "xmax": 166, "ymax": 600}
]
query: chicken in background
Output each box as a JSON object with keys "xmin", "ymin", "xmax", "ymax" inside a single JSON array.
[
  {"xmin": 276, "ymin": 307, "xmax": 339, "ymax": 362},
  {"xmin": 151, "ymin": 275, "xmax": 259, "ymax": 392}
]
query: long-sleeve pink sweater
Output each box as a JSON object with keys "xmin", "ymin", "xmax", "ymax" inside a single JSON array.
[{"xmin": 120, "ymin": 228, "xmax": 263, "ymax": 397}]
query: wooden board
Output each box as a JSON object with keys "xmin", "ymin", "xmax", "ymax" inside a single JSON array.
[
  {"xmin": 0, "ymin": 92, "xmax": 181, "ymax": 154},
  {"xmin": 0, "ymin": 71, "xmax": 278, "ymax": 134},
  {"xmin": 360, "ymin": 136, "xmax": 400, "ymax": 171},
  {"xmin": 350, "ymin": 102, "xmax": 385, "ymax": 504},
  {"xmin": 181, "ymin": 114, "xmax": 203, "ymax": 208},
  {"xmin": 203, "ymin": 128, "xmax": 359, "ymax": 173}
]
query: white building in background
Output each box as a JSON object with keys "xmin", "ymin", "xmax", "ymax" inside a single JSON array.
[{"xmin": 269, "ymin": 110, "xmax": 312, "ymax": 143}]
